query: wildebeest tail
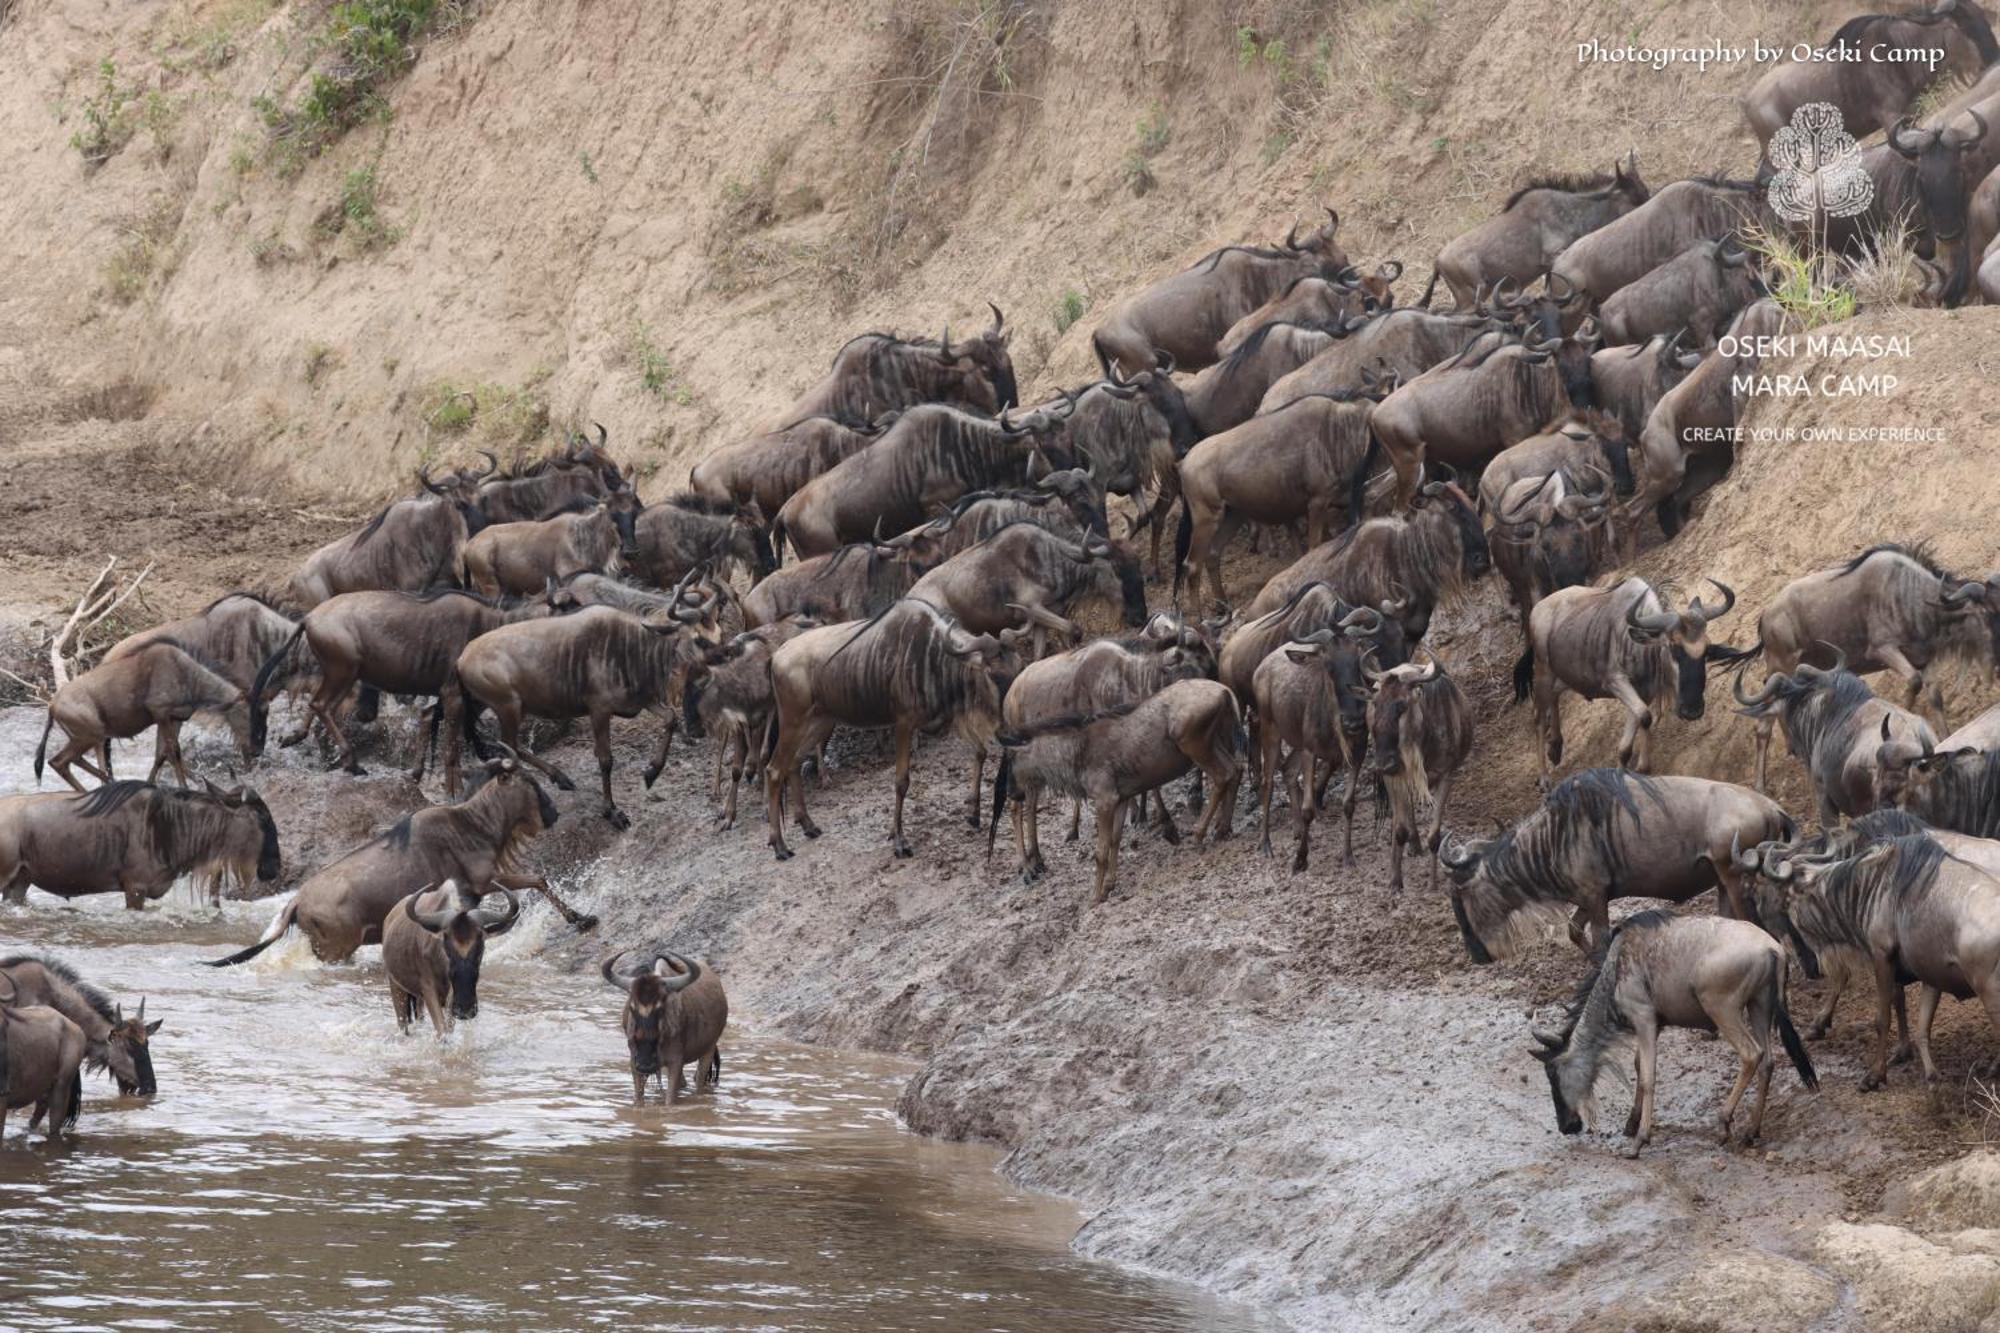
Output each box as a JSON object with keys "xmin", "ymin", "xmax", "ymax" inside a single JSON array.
[
  {"xmin": 1091, "ymin": 331, "xmax": 1115, "ymax": 380},
  {"xmin": 32, "ymin": 708, "xmax": 54, "ymax": 782},
  {"xmin": 60, "ymin": 1068, "xmax": 82, "ymax": 1133},
  {"xmin": 248, "ymin": 624, "xmax": 310, "ymax": 753},
  {"xmin": 1417, "ymin": 266, "xmax": 1441, "ymax": 309},
  {"xmin": 1773, "ymin": 969, "xmax": 1818, "ymax": 1091},
  {"xmin": 1512, "ymin": 644, "xmax": 1535, "ymax": 703},
  {"xmin": 987, "ymin": 752, "xmax": 1012, "ymax": 859},
  {"xmin": 1172, "ymin": 500, "xmax": 1193, "ymax": 594},
  {"xmin": 204, "ymin": 901, "xmax": 298, "ymax": 968},
  {"xmin": 1709, "ymin": 639, "xmax": 1763, "ymax": 673},
  {"xmin": 1347, "ymin": 429, "xmax": 1383, "ymax": 530},
  {"xmin": 769, "ymin": 517, "xmax": 789, "ymax": 569},
  {"xmin": 681, "ymin": 668, "xmax": 709, "ymax": 741}
]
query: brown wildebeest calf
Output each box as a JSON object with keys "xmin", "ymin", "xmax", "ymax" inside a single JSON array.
[
  {"xmin": 34, "ymin": 641, "xmax": 249, "ymax": 791},
  {"xmin": 603, "ymin": 950, "xmax": 728, "ymax": 1105}
]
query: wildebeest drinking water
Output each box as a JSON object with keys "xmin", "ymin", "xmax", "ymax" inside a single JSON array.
[
  {"xmin": 602, "ymin": 950, "xmax": 728, "ymax": 1105},
  {"xmin": 0, "ymin": 954, "xmax": 161, "ymax": 1097},
  {"xmin": 0, "ymin": 779, "xmax": 281, "ymax": 910}
]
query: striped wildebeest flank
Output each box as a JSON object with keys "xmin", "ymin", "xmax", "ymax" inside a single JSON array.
[
  {"xmin": 1892, "ymin": 102, "xmax": 1999, "ymax": 305},
  {"xmin": 741, "ymin": 528, "xmax": 947, "ymax": 627},
  {"xmin": 988, "ymin": 679, "xmax": 1243, "ymax": 902},
  {"xmin": 1366, "ymin": 653, "xmax": 1473, "ymax": 893},
  {"xmin": 1486, "ymin": 469, "xmax": 1618, "ymax": 664},
  {"xmin": 451, "ymin": 601, "xmax": 721, "ymax": 827},
  {"xmin": 1249, "ymin": 625, "xmax": 1383, "ymax": 872},
  {"xmin": 627, "ymin": 493, "xmax": 775, "ymax": 588},
  {"xmin": 247, "ymin": 587, "xmax": 563, "ymax": 779},
  {"xmin": 1747, "ymin": 828, "xmax": 2000, "ymax": 1090},
  {"xmin": 203, "ymin": 755, "xmax": 588, "ymax": 967},
  {"xmin": 1549, "ymin": 177, "xmax": 1769, "ymax": 306},
  {"xmin": 1588, "ymin": 332, "xmax": 1701, "ymax": 444},
  {"xmin": 0, "ymin": 971, "xmax": 88, "ymax": 1143},
  {"xmin": 104, "ymin": 591, "xmax": 302, "ymax": 698},
  {"xmin": 1420, "ymin": 155, "xmax": 1650, "ymax": 311},
  {"xmin": 763, "ymin": 599, "xmax": 1012, "ymax": 861},
  {"xmin": 0, "ymin": 954, "xmax": 162, "ymax": 1096},
  {"xmin": 772, "ymin": 400, "xmax": 1080, "ymax": 560},
  {"xmin": 473, "ymin": 425, "xmax": 625, "ymax": 524},
  {"xmin": 1214, "ymin": 269, "xmax": 1379, "ymax": 358},
  {"xmin": 462, "ymin": 487, "xmax": 643, "ymax": 598},
  {"xmin": 778, "ymin": 306, "xmax": 1017, "ymax": 424},
  {"xmin": 1597, "ymin": 239, "xmax": 1766, "ymax": 348},
  {"xmin": 1524, "ymin": 576, "xmax": 1742, "ymax": 782},
  {"xmin": 687, "ymin": 412, "xmax": 891, "ymax": 520},
  {"xmin": 33, "ymin": 640, "xmax": 250, "ymax": 791},
  {"xmin": 0, "ymin": 779, "xmax": 280, "ymax": 910},
  {"xmin": 1090, "ymin": 210, "xmax": 1348, "ymax": 375},
  {"xmin": 678, "ymin": 615, "xmax": 824, "ymax": 830},
  {"xmin": 923, "ymin": 472, "xmax": 1109, "ymax": 554},
  {"xmin": 602, "ymin": 950, "xmax": 727, "ymax": 1105},
  {"xmin": 1242, "ymin": 472, "xmax": 1490, "ymax": 642},
  {"xmin": 1740, "ymin": 0, "xmax": 1998, "ymax": 177},
  {"xmin": 1259, "ymin": 307, "xmax": 1494, "ymax": 412},
  {"xmin": 285, "ymin": 457, "xmax": 494, "ymax": 609},
  {"xmin": 1439, "ymin": 768, "xmax": 1793, "ymax": 960},
  {"xmin": 1173, "ymin": 380, "xmax": 1392, "ymax": 608},
  {"xmin": 1530, "ymin": 911, "xmax": 1816, "ymax": 1158},
  {"xmin": 907, "ymin": 521, "xmax": 1146, "ymax": 656},
  {"xmin": 1181, "ymin": 319, "xmax": 1343, "ymax": 439},
  {"xmin": 382, "ymin": 882, "xmax": 521, "ymax": 1035},
  {"xmin": 1733, "ymin": 655, "xmax": 1938, "ymax": 823}
]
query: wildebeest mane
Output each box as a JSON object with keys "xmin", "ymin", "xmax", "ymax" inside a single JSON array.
[
  {"xmin": 1835, "ymin": 540, "xmax": 1947, "ymax": 580},
  {"xmin": 1503, "ymin": 172, "xmax": 1617, "ymax": 212},
  {"xmin": 73, "ymin": 779, "xmax": 153, "ymax": 818},
  {"xmin": 200, "ymin": 589, "xmax": 294, "ymax": 618},
  {"xmin": 663, "ymin": 492, "xmax": 739, "ymax": 516},
  {"xmin": 1804, "ymin": 832, "xmax": 1956, "ymax": 952},
  {"xmin": 999, "ymin": 696, "xmax": 1145, "ymax": 742},
  {"xmin": 0, "ymin": 952, "xmax": 118, "ymax": 1023},
  {"xmin": 1484, "ymin": 769, "xmax": 1667, "ymax": 900},
  {"xmin": 1192, "ymin": 243, "xmax": 1301, "ymax": 273}
]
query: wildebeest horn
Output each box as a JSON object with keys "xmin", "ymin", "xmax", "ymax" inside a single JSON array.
[
  {"xmin": 593, "ymin": 421, "xmax": 608, "ymax": 449},
  {"xmin": 1952, "ymin": 108, "xmax": 1990, "ymax": 150},
  {"xmin": 1716, "ymin": 240, "xmax": 1754, "ymax": 269},
  {"xmin": 418, "ymin": 462, "xmax": 445, "ymax": 495},
  {"xmin": 1546, "ymin": 270, "xmax": 1578, "ymax": 305},
  {"xmin": 1338, "ymin": 606, "xmax": 1383, "ymax": 636},
  {"xmin": 1733, "ymin": 670, "xmax": 1784, "ymax": 708},
  {"xmin": 1438, "ymin": 837, "xmax": 1474, "ymax": 869},
  {"xmin": 1324, "ymin": 207, "xmax": 1339, "ymax": 234},
  {"xmin": 1284, "ymin": 220, "xmax": 1302, "ymax": 249},
  {"xmin": 1890, "ymin": 116, "xmax": 1936, "ymax": 158},
  {"xmin": 1531, "ymin": 1027, "xmax": 1565, "ymax": 1051},
  {"xmin": 474, "ymin": 888, "xmax": 521, "ymax": 934},
  {"xmin": 1626, "ymin": 603, "xmax": 1680, "ymax": 635},
  {"xmin": 473, "ymin": 449, "xmax": 498, "ymax": 480},
  {"xmin": 654, "ymin": 952, "xmax": 702, "ymax": 993},
  {"xmin": 1688, "ymin": 578, "xmax": 1735, "ymax": 622},
  {"xmin": 1492, "ymin": 275, "xmax": 1523, "ymax": 310},
  {"xmin": 1379, "ymin": 260, "xmax": 1404, "ymax": 282},
  {"xmin": 405, "ymin": 885, "xmax": 460, "ymax": 933},
  {"xmin": 937, "ymin": 325, "xmax": 954, "ymax": 364},
  {"xmin": 600, "ymin": 951, "xmax": 651, "ymax": 992},
  {"xmin": 1730, "ymin": 831, "xmax": 1760, "ymax": 873},
  {"xmin": 1411, "ymin": 652, "xmax": 1440, "ymax": 682},
  {"xmin": 1940, "ymin": 579, "xmax": 1987, "ymax": 607},
  {"xmin": 987, "ymin": 301, "xmax": 1005, "ymax": 335}
]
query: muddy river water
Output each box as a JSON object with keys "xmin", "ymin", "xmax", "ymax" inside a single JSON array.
[{"xmin": 0, "ymin": 891, "xmax": 1269, "ymax": 1331}]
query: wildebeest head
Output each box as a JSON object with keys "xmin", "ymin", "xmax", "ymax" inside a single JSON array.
[
  {"xmin": 102, "ymin": 996, "xmax": 163, "ymax": 1096},
  {"xmin": 602, "ymin": 950, "xmax": 705, "ymax": 1076},
  {"xmin": 1140, "ymin": 609, "xmax": 1220, "ymax": 679},
  {"xmin": 200, "ymin": 778, "xmax": 283, "ymax": 885},
  {"xmin": 1891, "ymin": 110, "xmax": 1991, "ymax": 304},
  {"xmin": 1358, "ymin": 260, "xmax": 1404, "ymax": 309},
  {"xmin": 1626, "ymin": 578, "xmax": 1737, "ymax": 720},
  {"xmin": 420, "ymin": 450, "xmax": 497, "ymax": 534},
  {"xmin": 1492, "ymin": 469, "xmax": 1614, "ymax": 601},
  {"xmin": 1529, "ymin": 1025, "xmax": 1590, "ymax": 1136},
  {"xmin": 1283, "ymin": 625, "xmax": 1376, "ymax": 743},
  {"xmin": 1106, "ymin": 352, "xmax": 1200, "ymax": 456},
  {"xmin": 1489, "ymin": 272, "xmax": 1592, "ymax": 342},
  {"xmin": 1437, "ymin": 836, "xmax": 1500, "ymax": 965},
  {"xmin": 1938, "ymin": 574, "xmax": 2000, "ymax": 674},
  {"xmin": 1284, "ymin": 207, "xmax": 1349, "ymax": 273},
  {"xmin": 1414, "ymin": 468, "xmax": 1492, "ymax": 580},
  {"xmin": 569, "ymin": 422, "xmax": 623, "ymax": 487},
  {"xmin": 406, "ymin": 885, "xmax": 520, "ymax": 1021},
  {"xmin": 1729, "ymin": 834, "xmax": 1826, "ymax": 980},
  {"xmin": 601, "ymin": 484, "xmax": 644, "ymax": 554},
  {"xmin": 476, "ymin": 751, "xmax": 561, "ymax": 833},
  {"xmin": 1066, "ymin": 532, "xmax": 1147, "ymax": 628},
  {"xmin": 1366, "ymin": 653, "xmax": 1443, "ymax": 776},
  {"xmin": 949, "ymin": 302, "xmax": 1018, "ymax": 410},
  {"xmin": 1033, "ymin": 467, "xmax": 1112, "ymax": 536}
]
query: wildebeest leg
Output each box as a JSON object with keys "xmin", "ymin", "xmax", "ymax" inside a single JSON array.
[
  {"xmin": 491, "ymin": 870, "xmax": 598, "ymax": 931},
  {"xmin": 1622, "ymin": 1015, "xmax": 1659, "ymax": 1158},
  {"xmin": 1258, "ymin": 726, "xmax": 1284, "ymax": 857},
  {"xmin": 159, "ymin": 721, "xmax": 194, "ymax": 787},
  {"xmin": 491, "ymin": 701, "xmax": 576, "ymax": 792},
  {"xmin": 1533, "ymin": 665, "xmax": 1564, "ymax": 789},
  {"xmin": 1752, "ymin": 716, "xmax": 1774, "ymax": 793},
  {"xmin": 1424, "ymin": 774, "xmax": 1454, "ymax": 894},
  {"xmin": 1091, "ymin": 799, "xmax": 1129, "ymax": 904},
  {"xmin": 1146, "ymin": 487, "xmax": 1175, "ymax": 581},
  {"xmin": 964, "ymin": 745, "xmax": 985, "ymax": 829},
  {"xmin": 420, "ymin": 983, "xmax": 451, "ymax": 1037},
  {"xmin": 1022, "ymin": 783, "xmax": 1047, "ymax": 879},
  {"xmin": 408, "ymin": 703, "xmax": 442, "ymax": 783},
  {"xmin": 641, "ymin": 706, "xmax": 676, "ymax": 793},
  {"xmin": 1288, "ymin": 752, "xmax": 1314, "ymax": 873},
  {"xmin": 100, "ymin": 740, "xmax": 113, "ymax": 779},
  {"xmin": 1711, "ymin": 1000, "xmax": 1766, "ymax": 1144},
  {"xmin": 1201, "ymin": 511, "xmax": 1244, "ymax": 609},
  {"xmin": 389, "ymin": 980, "xmax": 413, "ymax": 1033},
  {"xmin": 1151, "ymin": 790, "xmax": 1182, "ymax": 845},
  {"xmin": 1065, "ymin": 798, "xmax": 1082, "ymax": 842},
  {"xmin": 590, "ymin": 710, "xmax": 629, "ymax": 830},
  {"xmin": 766, "ymin": 719, "xmax": 822, "ymax": 860},
  {"xmin": 1340, "ymin": 752, "xmax": 1361, "ymax": 867},
  {"xmin": 666, "ymin": 1051, "xmax": 686, "ymax": 1103},
  {"xmin": 309, "ymin": 671, "xmax": 365, "ymax": 775},
  {"xmin": 1011, "ymin": 790, "xmax": 1036, "ymax": 884},
  {"xmin": 1914, "ymin": 984, "xmax": 1943, "ymax": 1085},
  {"xmin": 709, "ymin": 723, "xmax": 728, "ymax": 800},
  {"xmin": 49, "ymin": 733, "xmax": 100, "ymax": 791},
  {"xmin": 1805, "ymin": 958, "xmax": 1846, "ymax": 1040},
  {"xmin": 1605, "ymin": 675, "xmax": 1652, "ymax": 772},
  {"xmin": 631, "ymin": 1067, "xmax": 648, "ymax": 1106},
  {"xmin": 719, "ymin": 728, "xmax": 749, "ymax": 830},
  {"xmin": 889, "ymin": 722, "xmax": 917, "ymax": 858},
  {"xmin": 1861, "ymin": 954, "xmax": 1900, "ymax": 1090}
]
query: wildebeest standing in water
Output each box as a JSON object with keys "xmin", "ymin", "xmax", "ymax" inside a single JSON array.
[
  {"xmin": 603, "ymin": 951, "xmax": 728, "ymax": 1104},
  {"xmin": 0, "ymin": 779, "xmax": 281, "ymax": 910},
  {"xmin": 764, "ymin": 599, "xmax": 1012, "ymax": 860},
  {"xmin": 1440, "ymin": 768, "xmax": 1793, "ymax": 958},
  {"xmin": 1367, "ymin": 654, "xmax": 1473, "ymax": 892},
  {"xmin": 1422, "ymin": 156, "xmax": 1650, "ymax": 310},
  {"xmin": 204, "ymin": 756, "xmax": 589, "ymax": 966},
  {"xmin": 285, "ymin": 458, "xmax": 493, "ymax": 609},
  {"xmin": 0, "ymin": 954, "xmax": 161, "ymax": 1096},
  {"xmin": 1091, "ymin": 211, "xmax": 1348, "ymax": 374},
  {"xmin": 34, "ymin": 641, "xmax": 250, "ymax": 792},
  {"xmin": 989, "ymin": 679, "xmax": 1243, "ymax": 903},
  {"xmin": 1531, "ymin": 911, "xmax": 1816, "ymax": 1158},
  {"xmin": 687, "ymin": 414, "xmax": 889, "ymax": 519},
  {"xmin": 779, "ymin": 307, "xmax": 1018, "ymax": 424},
  {"xmin": 382, "ymin": 882, "xmax": 521, "ymax": 1035},
  {"xmin": 0, "ymin": 972, "xmax": 88, "ymax": 1143}
]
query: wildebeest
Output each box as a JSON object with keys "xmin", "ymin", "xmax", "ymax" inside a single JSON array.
[
  {"xmin": 688, "ymin": 414, "xmax": 888, "ymax": 518},
  {"xmin": 1488, "ymin": 471, "xmax": 1618, "ymax": 663},
  {"xmin": 1524, "ymin": 577, "xmax": 1739, "ymax": 780},
  {"xmin": 1250, "ymin": 627, "xmax": 1383, "ymax": 872},
  {"xmin": 1220, "ymin": 588, "xmax": 1407, "ymax": 713},
  {"xmin": 105, "ymin": 591, "xmax": 302, "ymax": 696},
  {"xmin": 764, "ymin": 599, "xmax": 1010, "ymax": 860},
  {"xmin": 1367, "ymin": 654, "xmax": 1473, "ymax": 892},
  {"xmin": 1530, "ymin": 911, "xmax": 1815, "ymax": 1158},
  {"xmin": 1750, "ymin": 829, "xmax": 2000, "ymax": 1089},
  {"xmin": 1441, "ymin": 768, "xmax": 1793, "ymax": 958},
  {"xmin": 1477, "ymin": 413, "xmax": 1636, "ymax": 514},
  {"xmin": 1892, "ymin": 100, "xmax": 1999, "ymax": 304},
  {"xmin": 1173, "ymin": 385, "xmax": 1385, "ymax": 607},
  {"xmin": 1598, "ymin": 239, "xmax": 1764, "ymax": 347},
  {"xmin": 1880, "ymin": 742, "xmax": 2000, "ymax": 836},
  {"xmin": 989, "ymin": 679, "xmax": 1242, "ymax": 902},
  {"xmin": 1215, "ymin": 272, "xmax": 1375, "ymax": 356},
  {"xmin": 1422, "ymin": 157, "xmax": 1651, "ymax": 310},
  {"xmin": 463, "ymin": 489, "xmax": 642, "ymax": 598},
  {"xmin": 381, "ymin": 882, "xmax": 520, "ymax": 1035},
  {"xmin": 0, "ymin": 972, "xmax": 87, "ymax": 1142},
  {"xmin": 453, "ymin": 604, "xmax": 716, "ymax": 827},
  {"xmin": 1733, "ymin": 659, "xmax": 1939, "ymax": 823},
  {"xmin": 33, "ymin": 641, "xmax": 249, "ymax": 791},
  {"xmin": 474, "ymin": 427, "xmax": 624, "ymax": 523},
  {"xmin": 924, "ymin": 473, "xmax": 1109, "ymax": 554},
  {"xmin": 1981, "ymin": 227, "xmax": 2000, "ymax": 299},
  {"xmin": 1259, "ymin": 308, "xmax": 1492, "ymax": 412},
  {"xmin": 205, "ymin": 756, "xmax": 587, "ymax": 966},
  {"xmin": 0, "ymin": 955, "xmax": 161, "ymax": 1096},
  {"xmin": 1590, "ymin": 332, "xmax": 1702, "ymax": 443},
  {"xmin": 906, "ymin": 522, "xmax": 1146, "ymax": 655},
  {"xmin": 286, "ymin": 461, "xmax": 493, "ymax": 609},
  {"xmin": 679, "ymin": 615, "xmax": 823, "ymax": 830},
  {"xmin": 628, "ymin": 493, "xmax": 775, "ymax": 586},
  {"xmin": 1550, "ymin": 178, "xmax": 1767, "ymax": 305},
  {"xmin": 1741, "ymin": 0, "xmax": 1999, "ymax": 175},
  {"xmin": 602, "ymin": 950, "xmax": 727, "ymax": 1104},
  {"xmin": 0, "ymin": 779, "xmax": 280, "ymax": 910},
  {"xmin": 1091, "ymin": 211, "xmax": 1348, "ymax": 374},
  {"xmin": 1242, "ymin": 476, "xmax": 1490, "ymax": 641},
  {"xmin": 773, "ymin": 401, "xmax": 1076, "ymax": 559},
  {"xmin": 741, "ymin": 528, "xmax": 944, "ymax": 627},
  {"xmin": 780, "ymin": 307, "xmax": 1018, "ymax": 423},
  {"xmin": 1181, "ymin": 320, "xmax": 1341, "ymax": 438},
  {"xmin": 248, "ymin": 587, "xmax": 559, "ymax": 778}
]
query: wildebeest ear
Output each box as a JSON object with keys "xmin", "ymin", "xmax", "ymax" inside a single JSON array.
[{"xmin": 145, "ymin": 1018, "xmax": 164, "ymax": 1035}]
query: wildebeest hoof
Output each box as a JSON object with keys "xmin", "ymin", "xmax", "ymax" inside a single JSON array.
[
  {"xmin": 1620, "ymin": 1139, "xmax": 1644, "ymax": 1159},
  {"xmin": 1891, "ymin": 1042, "xmax": 1914, "ymax": 1066},
  {"xmin": 572, "ymin": 913, "xmax": 600, "ymax": 933},
  {"xmin": 1159, "ymin": 823, "xmax": 1182, "ymax": 846},
  {"xmin": 642, "ymin": 765, "xmax": 663, "ymax": 789},
  {"xmin": 964, "ymin": 812, "xmax": 981, "ymax": 829},
  {"xmin": 553, "ymin": 774, "xmax": 577, "ymax": 792},
  {"xmin": 801, "ymin": 822, "xmax": 822, "ymax": 840},
  {"xmin": 604, "ymin": 808, "xmax": 631, "ymax": 830},
  {"xmin": 772, "ymin": 845, "xmax": 794, "ymax": 862},
  {"xmin": 1860, "ymin": 1071, "xmax": 1886, "ymax": 1091},
  {"xmin": 893, "ymin": 844, "xmax": 914, "ymax": 859},
  {"xmin": 1805, "ymin": 1020, "xmax": 1831, "ymax": 1041},
  {"xmin": 1623, "ymin": 1109, "xmax": 1642, "ymax": 1138}
]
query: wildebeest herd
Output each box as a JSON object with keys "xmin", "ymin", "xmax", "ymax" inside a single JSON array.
[{"xmin": 6, "ymin": 2, "xmax": 2000, "ymax": 1159}]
